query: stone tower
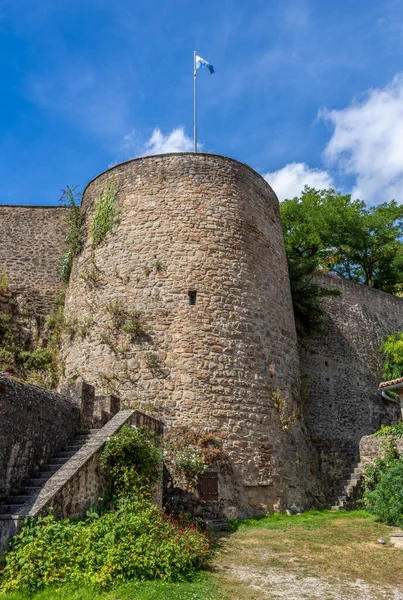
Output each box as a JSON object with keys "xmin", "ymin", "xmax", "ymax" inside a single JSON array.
[{"xmin": 62, "ymin": 153, "xmax": 319, "ymax": 517}]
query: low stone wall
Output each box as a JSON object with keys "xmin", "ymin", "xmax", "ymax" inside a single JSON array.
[
  {"xmin": 0, "ymin": 375, "xmax": 80, "ymax": 501},
  {"xmin": 27, "ymin": 410, "xmax": 141, "ymax": 518},
  {"xmin": 0, "ymin": 409, "xmax": 164, "ymax": 549},
  {"xmin": 360, "ymin": 435, "xmax": 403, "ymax": 467}
]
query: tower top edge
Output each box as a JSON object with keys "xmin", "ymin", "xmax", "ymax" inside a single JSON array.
[{"xmin": 83, "ymin": 152, "xmax": 276, "ymax": 199}]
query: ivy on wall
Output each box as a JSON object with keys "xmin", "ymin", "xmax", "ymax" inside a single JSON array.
[
  {"xmin": 91, "ymin": 178, "xmax": 120, "ymax": 248},
  {"xmin": 59, "ymin": 186, "xmax": 86, "ymax": 283}
]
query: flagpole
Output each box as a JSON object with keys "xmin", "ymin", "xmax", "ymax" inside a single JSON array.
[{"xmin": 193, "ymin": 50, "xmax": 197, "ymax": 152}]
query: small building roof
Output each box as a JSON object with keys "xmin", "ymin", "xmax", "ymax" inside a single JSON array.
[{"xmin": 379, "ymin": 376, "xmax": 403, "ymax": 389}]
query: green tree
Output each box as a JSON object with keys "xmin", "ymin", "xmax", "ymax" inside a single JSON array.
[{"xmin": 281, "ymin": 187, "xmax": 403, "ymax": 294}]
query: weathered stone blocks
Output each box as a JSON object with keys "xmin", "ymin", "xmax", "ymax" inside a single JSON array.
[{"xmin": 61, "ymin": 152, "xmax": 320, "ymax": 517}]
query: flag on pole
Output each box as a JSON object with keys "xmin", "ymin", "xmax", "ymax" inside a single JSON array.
[{"xmin": 196, "ymin": 55, "xmax": 214, "ymax": 74}]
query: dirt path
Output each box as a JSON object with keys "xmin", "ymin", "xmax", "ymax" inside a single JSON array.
[
  {"xmin": 211, "ymin": 512, "xmax": 403, "ymax": 600},
  {"xmin": 215, "ymin": 564, "xmax": 403, "ymax": 599}
]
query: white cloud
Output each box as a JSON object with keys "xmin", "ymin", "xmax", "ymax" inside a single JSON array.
[
  {"xmin": 322, "ymin": 73, "xmax": 403, "ymax": 203},
  {"xmin": 263, "ymin": 162, "xmax": 334, "ymax": 201},
  {"xmin": 138, "ymin": 127, "xmax": 194, "ymax": 156}
]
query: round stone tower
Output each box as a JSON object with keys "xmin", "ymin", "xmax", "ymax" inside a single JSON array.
[{"xmin": 62, "ymin": 153, "xmax": 319, "ymax": 517}]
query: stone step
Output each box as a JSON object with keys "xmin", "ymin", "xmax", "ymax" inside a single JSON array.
[
  {"xmin": 39, "ymin": 471, "xmax": 57, "ymax": 479},
  {"xmin": 0, "ymin": 504, "xmax": 24, "ymax": 514},
  {"xmin": 74, "ymin": 435, "xmax": 94, "ymax": 442},
  {"xmin": 57, "ymin": 450, "xmax": 77, "ymax": 458},
  {"xmin": 203, "ymin": 518, "xmax": 230, "ymax": 531},
  {"xmin": 66, "ymin": 444, "xmax": 83, "ymax": 451},
  {"xmin": 40, "ymin": 464, "xmax": 61, "ymax": 474},
  {"xmin": 21, "ymin": 486, "xmax": 40, "ymax": 494},
  {"xmin": 27, "ymin": 477, "xmax": 50, "ymax": 487},
  {"xmin": 7, "ymin": 495, "xmax": 31, "ymax": 505},
  {"xmin": 53, "ymin": 457, "xmax": 68, "ymax": 465}
]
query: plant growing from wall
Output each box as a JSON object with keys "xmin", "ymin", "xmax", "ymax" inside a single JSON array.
[
  {"xmin": 80, "ymin": 260, "xmax": 103, "ymax": 289},
  {"xmin": 121, "ymin": 310, "xmax": 143, "ymax": 339},
  {"xmin": 104, "ymin": 300, "xmax": 145, "ymax": 341},
  {"xmin": 100, "ymin": 425, "xmax": 163, "ymax": 498},
  {"xmin": 0, "ymin": 266, "xmax": 9, "ymax": 295},
  {"xmin": 381, "ymin": 331, "xmax": 403, "ymax": 381},
  {"xmin": 153, "ymin": 259, "xmax": 163, "ymax": 273},
  {"xmin": 143, "ymin": 352, "xmax": 166, "ymax": 377},
  {"xmin": 91, "ymin": 177, "xmax": 120, "ymax": 248},
  {"xmin": 59, "ymin": 186, "xmax": 86, "ymax": 283},
  {"xmin": 164, "ymin": 426, "xmax": 229, "ymax": 492},
  {"xmin": 269, "ymin": 385, "xmax": 300, "ymax": 432}
]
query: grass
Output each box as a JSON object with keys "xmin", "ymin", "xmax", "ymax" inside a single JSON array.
[
  {"xmin": 213, "ymin": 510, "xmax": 403, "ymax": 599},
  {"xmin": 0, "ymin": 577, "xmax": 222, "ymax": 600},
  {"xmin": 1, "ymin": 510, "xmax": 402, "ymax": 600}
]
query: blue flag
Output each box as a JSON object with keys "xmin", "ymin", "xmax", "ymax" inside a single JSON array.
[{"xmin": 196, "ymin": 55, "xmax": 214, "ymax": 74}]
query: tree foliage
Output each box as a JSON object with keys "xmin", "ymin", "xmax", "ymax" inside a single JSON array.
[
  {"xmin": 281, "ymin": 187, "xmax": 403, "ymax": 294},
  {"xmin": 381, "ymin": 331, "xmax": 403, "ymax": 381}
]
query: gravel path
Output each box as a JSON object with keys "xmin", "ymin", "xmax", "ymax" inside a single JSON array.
[{"xmin": 219, "ymin": 565, "xmax": 403, "ymax": 600}]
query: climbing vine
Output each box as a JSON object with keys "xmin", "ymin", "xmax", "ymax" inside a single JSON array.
[
  {"xmin": 91, "ymin": 178, "xmax": 120, "ymax": 248},
  {"xmin": 59, "ymin": 186, "xmax": 86, "ymax": 283}
]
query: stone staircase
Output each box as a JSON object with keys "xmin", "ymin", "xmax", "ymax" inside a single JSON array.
[
  {"xmin": 330, "ymin": 462, "xmax": 363, "ymax": 510},
  {"xmin": 0, "ymin": 429, "xmax": 99, "ymax": 543}
]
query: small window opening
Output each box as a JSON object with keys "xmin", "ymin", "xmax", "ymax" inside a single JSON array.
[{"xmin": 188, "ymin": 290, "xmax": 197, "ymax": 305}]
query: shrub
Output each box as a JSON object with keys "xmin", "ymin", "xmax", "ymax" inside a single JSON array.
[
  {"xmin": 364, "ymin": 458, "xmax": 403, "ymax": 526},
  {"xmin": 18, "ymin": 348, "xmax": 53, "ymax": 371},
  {"xmin": 0, "ymin": 348, "xmax": 15, "ymax": 371},
  {"xmin": 0, "ymin": 498, "xmax": 212, "ymax": 593},
  {"xmin": 381, "ymin": 331, "xmax": 403, "ymax": 381},
  {"xmin": 0, "ymin": 427, "xmax": 212, "ymax": 594},
  {"xmin": 374, "ymin": 422, "xmax": 403, "ymax": 437},
  {"xmin": 100, "ymin": 425, "xmax": 162, "ymax": 498}
]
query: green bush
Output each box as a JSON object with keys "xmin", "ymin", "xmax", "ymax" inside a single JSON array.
[
  {"xmin": 381, "ymin": 331, "xmax": 403, "ymax": 381},
  {"xmin": 0, "ymin": 498, "xmax": 211, "ymax": 593},
  {"xmin": 100, "ymin": 426, "xmax": 162, "ymax": 498},
  {"xmin": 374, "ymin": 422, "xmax": 403, "ymax": 437},
  {"xmin": 0, "ymin": 428, "xmax": 211, "ymax": 594},
  {"xmin": 364, "ymin": 458, "xmax": 403, "ymax": 526},
  {"xmin": 18, "ymin": 348, "xmax": 53, "ymax": 371}
]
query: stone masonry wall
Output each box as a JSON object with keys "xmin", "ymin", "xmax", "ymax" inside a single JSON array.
[
  {"xmin": 0, "ymin": 206, "xmax": 69, "ymax": 315},
  {"xmin": 0, "ymin": 374, "xmax": 80, "ymax": 501},
  {"xmin": 298, "ymin": 274, "xmax": 402, "ymax": 500},
  {"xmin": 359, "ymin": 434, "xmax": 403, "ymax": 467},
  {"xmin": 61, "ymin": 153, "xmax": 322, "ymax": 518}
]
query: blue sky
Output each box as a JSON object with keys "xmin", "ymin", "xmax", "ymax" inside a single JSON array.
[{"xmin": 1, "ymin": 0, "xmax": 403, "ymax": 205}]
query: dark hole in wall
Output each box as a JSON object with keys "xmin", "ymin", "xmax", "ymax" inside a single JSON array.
[{"xmin": 188, "ymin": 291, "xmax": 197, "ymax": 306}]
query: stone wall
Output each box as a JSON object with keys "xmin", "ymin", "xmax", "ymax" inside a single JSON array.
[
  {"xmin": 0, "ymin": 206, "xmax": 68, "ymax": 315},
  {"xmin": 299, "ymin": 274, "xmax": 402, "ymax": 499},
  {"xmin": 0, "ymin": 375, "xmax": 80, "ymax": 501},
  {"xmin": 61, "ymin": 152, "xmax": 321, "ymax": 518},
  {"xmin": 359, "ymin": 434, "xmax": 403, "ymax": 467}
]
